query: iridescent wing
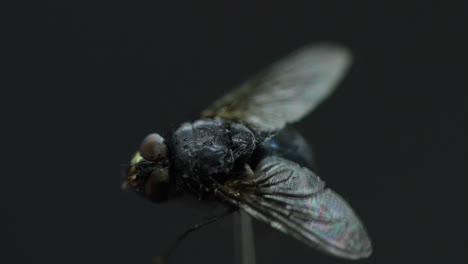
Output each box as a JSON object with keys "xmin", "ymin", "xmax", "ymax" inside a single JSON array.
[
  {"xmin": 214, "ymin": 156, "xmax": 372, "ymax": 259},
  {"xmin": 202, "ymin": 43, "xmax": 351, "ymax": 132}
]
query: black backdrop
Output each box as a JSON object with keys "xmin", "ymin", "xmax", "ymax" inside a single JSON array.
[{"xmin": 3, "ymin": 1, "xmax": 467, "ymax": 264}]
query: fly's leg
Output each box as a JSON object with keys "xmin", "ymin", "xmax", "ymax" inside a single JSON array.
[
  {"xmin": 244, "ymin": 163, "xmax": 254, "ymax": 177},
  {"xmin": 155, "ymin": 208, "xmax": 236, "ymax": 264}
]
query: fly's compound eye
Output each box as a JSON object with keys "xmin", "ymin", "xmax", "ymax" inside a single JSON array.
[
  {"xmin": 145, "ymin": 167, "xmax": 170, "ymax": 203},
  {"xmin": 140, "ymin": 133, "xmax": 167, "ymax": 162}
]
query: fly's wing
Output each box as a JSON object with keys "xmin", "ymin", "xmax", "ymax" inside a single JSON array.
[
  {"xmin": 202, "ymin": 43, "xmax": 351, "ymax": 132},
  {"xmin": 215, "ymin": 157, "xmax": 372, "ymax": 259}
]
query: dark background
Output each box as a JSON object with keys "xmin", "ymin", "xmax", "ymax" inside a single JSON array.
[{"xmin": 3, "ymin": 1, "xmax": 467, "ymax": 264}]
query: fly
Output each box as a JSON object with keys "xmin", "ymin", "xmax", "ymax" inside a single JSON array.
[{"xmin": 123, "ymin": 43, "xmax": 372, "ymax": 262}]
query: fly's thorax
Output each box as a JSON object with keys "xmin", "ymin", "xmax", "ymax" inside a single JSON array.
[{"xmin": 168, "ymin": 118, "xmax": 256, "ymax": 187}]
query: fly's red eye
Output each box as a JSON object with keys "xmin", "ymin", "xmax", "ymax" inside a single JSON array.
[{"xmin": 140, "ymin": 133, "xmax": 167, "ymax": 162}]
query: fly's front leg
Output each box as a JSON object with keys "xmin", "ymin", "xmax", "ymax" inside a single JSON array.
[{"xmin": 154, "ymin": 208, "xmax": 236, "ymax": 264}]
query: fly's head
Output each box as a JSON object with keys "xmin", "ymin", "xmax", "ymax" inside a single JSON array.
[{"xmin": 124, "ymin": 133, "xmax": 171, "ymax": 203}]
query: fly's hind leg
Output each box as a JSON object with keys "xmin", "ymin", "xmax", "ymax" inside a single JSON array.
[{"xmin": 154, "ymin": 207, "xmax": 236, "ymax": 264}]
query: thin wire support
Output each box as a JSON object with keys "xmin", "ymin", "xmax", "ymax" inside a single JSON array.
[{"xmin": 234, "ymin": 211, "xmax": 256, "ymax": 264}]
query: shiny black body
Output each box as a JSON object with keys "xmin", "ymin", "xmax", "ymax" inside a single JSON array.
[
  {"xmin": 167, "ymin": 118, "xmax": 314, "ymax": 201},
  {"xmin": 127, "ymin": 44, "xmax": 373, "ymax": 260}
]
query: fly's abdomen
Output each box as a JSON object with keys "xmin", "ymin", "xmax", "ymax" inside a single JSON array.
[{"xmin": 252, "ymin": 127, "xmax": 316, "ymax": 171}]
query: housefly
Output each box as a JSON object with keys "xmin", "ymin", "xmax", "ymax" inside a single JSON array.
[{"xmin": 123, "ymin": 43, "xmax": 372, "ymax": 261}]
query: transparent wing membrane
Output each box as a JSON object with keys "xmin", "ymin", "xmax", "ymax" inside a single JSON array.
[
  {"xmin": 216, "ymin": 157, "xmax": 372, "ymax": 259},
  {"xmin": 203, "ymin": 43, "xmax": 352, "ymax": 132}
]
